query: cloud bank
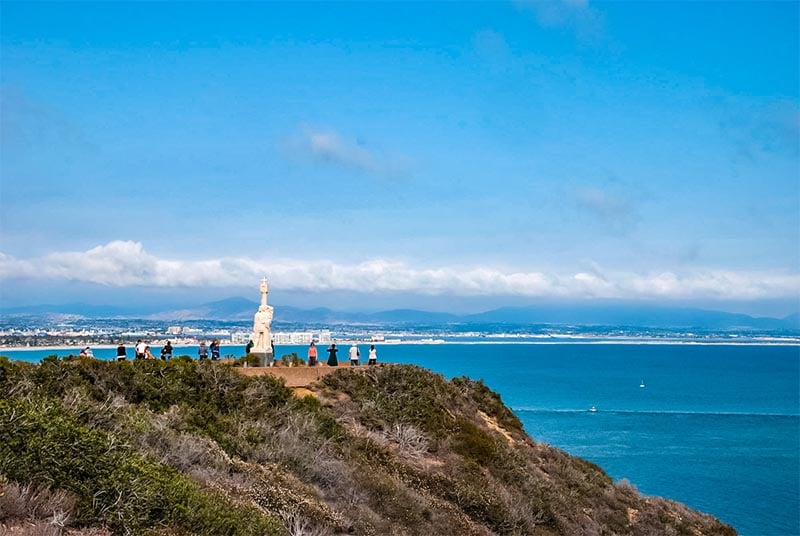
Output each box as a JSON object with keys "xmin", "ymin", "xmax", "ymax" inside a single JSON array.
[{"xmin": 1, "ymin": 241, "xmax": 798, "ymax": 302}]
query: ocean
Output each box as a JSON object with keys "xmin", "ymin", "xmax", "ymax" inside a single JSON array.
[{"xmin": 3, "ymin": 343, "xmax": 798, "ymax": 536}]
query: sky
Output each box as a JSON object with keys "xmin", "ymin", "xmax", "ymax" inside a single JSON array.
[{"xmin": 1, "ymin": 1, "xmax": 798, "ymax": 316}]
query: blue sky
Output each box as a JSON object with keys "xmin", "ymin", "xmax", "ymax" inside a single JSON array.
[{"xmin": 1, "ymin": 1, "xmax": 798, "ymax": 315}]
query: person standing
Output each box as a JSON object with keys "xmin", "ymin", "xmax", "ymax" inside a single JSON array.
[
  {"xmin": 368, "ymin": 344, "xmax": 377, "ymax": 366},
  {"xmin": 349, "ymin": 343, "xmax": 360, "ymax": 367},
  {"xmin": 308, "ymin": 341, "xmax": 318, "ymax": 366},
  {"xmin": 210, "ymin": 339, "xmax": 220, "ymax": 360},
  {"xmin": 246, "ymin": 339, "xmax": 254, "ymax": 355},
  {"xmin": 160, "ymin": 341, "xmax": 173, "ymax": 360},
  {"xmin": 116, "ymin": 342, "xmax": 127, "ymax": 361},
  {"xmin": 135, "ymin": 339, "xmax": 146, "ymax": 360},
  {"xmin": 326, "ymin": 343, "xmax": 338, "ymax": 366},
  {"xmin": 198, "ymin": 341, "xmax": 209, "ymax": 360}
]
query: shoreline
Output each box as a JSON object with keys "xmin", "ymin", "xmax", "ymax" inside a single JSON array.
[{"xmin": 2, "ymin": 339, "xmax": 799, "ymax": 352}]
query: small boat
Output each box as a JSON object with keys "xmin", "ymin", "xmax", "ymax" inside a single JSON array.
[
  {"xmin": 588, "ymin": 406, "xmax": 597, "ymax": 413},
  {"xmin": 639, "ymin": 380, "xmax": 646, "ymax": 388}
]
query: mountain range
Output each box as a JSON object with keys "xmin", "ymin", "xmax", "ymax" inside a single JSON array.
[{"xmin": 2, "ymin": 297, "xmax": 798, "ymax": 330}]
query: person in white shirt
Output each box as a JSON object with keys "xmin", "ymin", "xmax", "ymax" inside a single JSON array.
[
  {"xmin": 135, "ymin": 340, "xmax": 147, "ymax": 360},
  {"xmin": 349, "ymin": 343, "xmax": 360, "ymax": 367},
  {"xmin": 368, "ymin": 345, "xmax": 377, "ymax": 366}
]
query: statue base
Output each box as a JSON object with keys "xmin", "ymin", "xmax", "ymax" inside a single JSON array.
[{"xmin": 250, "ymin": 351, "xmax": 274, "ymax": 367}]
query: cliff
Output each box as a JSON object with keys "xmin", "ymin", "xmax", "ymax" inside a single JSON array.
[{"xmin": 0, "ymin": 357, "xmax": 736, "ymax": 536}]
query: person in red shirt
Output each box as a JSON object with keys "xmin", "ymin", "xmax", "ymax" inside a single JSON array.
[{"xmin": 308, "ymin": 341, "xmax": 318, "ymax": 366}]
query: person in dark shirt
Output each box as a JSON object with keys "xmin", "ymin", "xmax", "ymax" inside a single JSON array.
[
  {"xmin": 160, "ymin": 341, "xmax": 173, "ymax": 360},
  {"xmin": 326, "ymin": 343, "xmax": 339, "ymax": 366},
  {"xmin": 198, "ymin": 341, "xmax": 209, "ymax": 360},
  {"xmin": 116, "ymin": 343, "xmax": 127, "ymax": 361},
  {"xmin": 210, "ymin": 339, "xmax": 220, "ymax": 360}
]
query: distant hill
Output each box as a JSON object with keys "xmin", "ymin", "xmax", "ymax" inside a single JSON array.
[
  {"xmin": 464, "ymin": 304, "xmax": 800, "ymax": 330},
  {"xmin": 3, "ymin": 298, "xmax": 798, "ymax": 331},
  {"xmin": 147, "ymin": 299, "xmax": 460, "ymax": 325},
  {"xmin": 147, "ymin": 297, "xmax": 260, "ymax": 321},
  {"xmin": 117, "ymin": 301, "xmax": 800, "ymax": 331},
  {"xmin": 0, "ymin": 302, "xmax": 149, "ymax": 318}
]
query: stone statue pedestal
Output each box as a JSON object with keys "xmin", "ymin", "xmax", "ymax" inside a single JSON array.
[{"xmin": 251, "ymin": 350, "xmax": 274, "ymax": 368}]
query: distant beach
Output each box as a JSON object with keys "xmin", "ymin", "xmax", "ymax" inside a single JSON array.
[{"xmin": 3, "ymin": 337, "xmax": 799, "ymax": 354}]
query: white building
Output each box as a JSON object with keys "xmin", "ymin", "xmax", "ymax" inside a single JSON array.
[
  {"xmin": 272, "ymin": 332, "xmax": 292, "ymax": 344},
  {"xmin": 273, "ymin": 330, "xmax": 332, "ymax": 345},
  {"xmin": 317, "ymin": 330, "xmax": 332, "ymax": 344},
  {"xmin": 231, "ymin": 332, "xmax": 251, "ymax": 344}
]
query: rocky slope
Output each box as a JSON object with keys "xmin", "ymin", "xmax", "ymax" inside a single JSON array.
[{"xmin": 0, "ymin": 357, "xmax": 736, "ymax": 535}]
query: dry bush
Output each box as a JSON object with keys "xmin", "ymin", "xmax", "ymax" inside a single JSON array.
[
  {"xmin": 196, "ymin": 362, "xmax": 240, "ymax": 400},
  {"xmin": 61, "ymin": 389, "xmax": 128, "ymax": 430},
  {"xmin": 4, "ymin": 375, "xmax": 36, "ymax": 400},
  {"xmin": 616, "ymin": 477, "xmax": 638, "ymax": 493},
  {"xmin": 132, "ymin": 405, "xmax": 232, "ymax": 474},
  {"xmin": 383, "ymin": 423, "xmax": 428, "ymax": 461},
  {"xmin": 279, "ymin": 508, "xmax": 330, "ymax": 536},
  {"xmin": 241, "ymin": 375, "xmax": 292, "ymax": 415},
  {"xmin": 0, "ymin": 521, "xmax": 62, "ymax": 535},
  {"xmin": 0, "ymin": 478, "xmax": 76, "ymax": 530},
  {"xmin": 339, "ymin": 417, "xmax": 387, "ymax": 447},
  {"xmin": 158, "ymin": 432, "xmax": 229, "ymax": 472},
  {"xmin": 240, "ymin": 411, "xmax": 341, "ymax": 485}
]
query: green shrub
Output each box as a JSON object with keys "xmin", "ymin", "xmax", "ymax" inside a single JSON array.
[
  {"xmin": 322, "ymin": 365, "xmax": 458, "ymax": 439},
  {"xmin": 278, "ymin": 353, "xmax": 305, "ymax": 366},
  {"xmin": 452, "ymin": 376, "xmax": 523, "ymax": 434},
  {"xmin": 234, "ymin": 354, "xmax": 261, "ymax": 367},
  {"xmin": 0, "ymin": 397, "xmax": 285, "ymax": 535},
  {"xmin": 452, "ymin": 418, "xmax": 498, "ymax": 462}
]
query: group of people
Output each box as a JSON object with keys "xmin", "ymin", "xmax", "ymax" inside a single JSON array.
[
  {"xmin": 308, "ymin": 342, "xmax": 377, "ymax": 367},
  {"xmin": 114, "ymin": 340, "xmax": 223, "ymax": 361},
  {"xmin": 109, "ymin": 339, "xmax": 378, "ymax": 366},
  {"xmin": 197, "ymin": 340, "xmax": 223, "ymax": 360},
  {"xmin": 115, "ymin": 340, "xmax": 175, "ymax": 361}
]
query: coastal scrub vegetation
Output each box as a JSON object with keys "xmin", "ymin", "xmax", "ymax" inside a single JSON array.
[{"xmin": 0, "ymin": 356, "xmax": 736, "ymax": 535}]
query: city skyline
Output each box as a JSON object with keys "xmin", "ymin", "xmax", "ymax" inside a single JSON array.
[{"xmin": 1, "ymin": 2, "xmax": 798, "ymax": 316}]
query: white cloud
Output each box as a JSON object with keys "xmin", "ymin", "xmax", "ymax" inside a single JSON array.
[
  {"xmin": 717, "ymin": 97, "xmax": 800, "ymax": 161},
  {"xmin": 575, "ymin": 187, "xmax": 635, "ymax": 226},
  {"xmin": 1, "ymin": 241, "xmax": 798, "ymax": 301},
  {"xmin": 286, "ymin": 126, "xmax": 409, "ymax": 176},
  {"xmin": 514, "ymin": 0, "xmax": 604, "ymax": 38},
  {"xmin": 473, "ymin": 29, "xmax": 513, "ymax": 65}
]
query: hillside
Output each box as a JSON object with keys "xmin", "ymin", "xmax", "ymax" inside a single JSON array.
[
  {"xmin": 0, "ymin": 357, "xmax": 736, "ymax": 536},
  {"xmin": 5, "ymin": 298, "xmax": 796, "ymax": 331}
]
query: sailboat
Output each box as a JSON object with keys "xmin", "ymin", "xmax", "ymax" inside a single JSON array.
[{"xmin": 639, "ymin": 380, "xmax": 646, "ymax": 388}]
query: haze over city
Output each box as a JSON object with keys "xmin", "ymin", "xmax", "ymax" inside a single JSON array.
[{"xmin": 1, "ymin": 1, "xmax": 798, "ymax": 317}]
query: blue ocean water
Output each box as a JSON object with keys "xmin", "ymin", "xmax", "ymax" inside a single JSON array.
[{"xmin": 3, "ymin": 343, "xmax": 798, "ymax": 536}]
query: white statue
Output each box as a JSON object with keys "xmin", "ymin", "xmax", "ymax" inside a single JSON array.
[{"xmin": 252, "ymin": 277, "xmax": 274, "ymax": 354}]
